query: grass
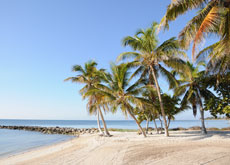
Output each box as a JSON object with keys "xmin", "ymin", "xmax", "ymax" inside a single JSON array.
[
  {"xmin": 107, "ymin": 127, "xmax": 230, "ymax": 132},
  {"xmin": 108, "ymin": 128, "xmax": 138, "ymax": 132}
]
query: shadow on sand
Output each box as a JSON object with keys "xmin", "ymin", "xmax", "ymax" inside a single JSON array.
[{"xmin": 169, "ymin": 131, "xmax": 230, "ymax": 140}]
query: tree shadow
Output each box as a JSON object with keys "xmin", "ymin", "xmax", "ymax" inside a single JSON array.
[{"xmin": 169, "ymin": 131, "xmax": 230, "ymax": 140}]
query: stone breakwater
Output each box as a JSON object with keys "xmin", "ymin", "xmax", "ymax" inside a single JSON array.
[{"xmin": 0, "ymin": 125, "xmax": 99, "ymax": 135}]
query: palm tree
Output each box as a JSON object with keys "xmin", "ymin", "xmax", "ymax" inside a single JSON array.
[
  {"xmin": 202, "ymin": 72, "xmax": 230, "ymax": 117},
  {"xmin": 159, "ymin": 0, "xmax": 230, "ymax": 59},
  {"xmin": 117, "ymin": 22, "xmax": 185, "ymax": 136},
  {"xmin": 140, "ymin": 86, "xmax": 161, "ymax": 134},
  {"xmin": 85, "ymin": 89, "xmax": 111, "ymax": 137},
  {"xmin": 86, "ymin": 63, "xmax": 148, "ymax": 137},
  {"xmin": 161, "ymin": 94, "xmax": 185, "ymax": 128},
  {"xmin": 133, "ymin": 106, "xmax": 151, "ymax": 134},
  {"xmin": 65, "ymin": 61, "xmax": 110, "ymax": 136},
  {"xmin": 173, "ymin": 61, "xmax": 215, "ymax": 134}
]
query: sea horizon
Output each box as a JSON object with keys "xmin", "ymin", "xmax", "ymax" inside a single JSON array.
[{"xmin": 1, "ymin": 119, "xmax": 230, "ymax": 130}]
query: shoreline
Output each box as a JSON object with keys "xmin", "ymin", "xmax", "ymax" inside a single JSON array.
[
  {"xmin": 0, "ymin": 134, "xmax": 75, "ymax": 159},
  {"xmin": 0, "ymin": 135, "xmax": 81, "ymax": 164},
  {"xmin": 1, "ymin": 130, "xmax": 230, "ymax": 165},
  {"xmin": 1, "ymin": 125, "xmax": 230, "ymax": 135}
]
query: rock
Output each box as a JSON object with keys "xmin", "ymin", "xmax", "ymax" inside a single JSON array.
[
  {"xmin": 0, "ymin": 125, "xmax": 102, "ymax": 135},
  {"xmin": 170, "ymin": 127, "xmax": 187, "ymax": 131},
  {"xmin": 188, "ymin": 126, "xmax": 201, "ymax": 130}
]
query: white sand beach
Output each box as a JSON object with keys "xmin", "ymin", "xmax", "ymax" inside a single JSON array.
[{"xmin": 1, "ymin": 131, "xmax": 230, "ymax": 165}]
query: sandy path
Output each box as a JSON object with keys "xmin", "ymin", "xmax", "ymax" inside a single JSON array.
[{"xmin": 1, "ymin": 131, "xmax": 230, "ymax": 165}]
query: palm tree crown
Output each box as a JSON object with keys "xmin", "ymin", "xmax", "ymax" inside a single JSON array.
[
  {"xmin": 65, "ymin": 61, "xmax": 111, "ymax": 136},
  {"xmin": 173, "ymin": 61, "xmax": 215, "ymax": 134},
  {"xmin": 160, "ymin": 0, "xmax": 230, "ymax": 59},
  {"xmin": 85, "ymin": 63, "xmax": 148, "ymax": 137},
  {"xmin": 117, "ymin": 22, "xmax": 185, "ymax": 136}
]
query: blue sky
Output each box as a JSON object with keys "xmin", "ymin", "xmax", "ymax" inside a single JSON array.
[{"xmin": 0, "ymin": 0, "xmax": 212, "ymax": 120}]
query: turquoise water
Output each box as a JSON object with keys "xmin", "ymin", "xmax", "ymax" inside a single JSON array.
[
  {"xmin": 1, "ymin": 119, "xmax": 230, "ymax": 129},
  {"xmin": 0, "ymin": 119, "xmax": 230, "ymax": 158},
  {"xmin": 0, "ymin": 129, "xmax": 73, "ymax": 158}
]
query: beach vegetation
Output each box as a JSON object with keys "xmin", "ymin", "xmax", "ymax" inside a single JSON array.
[
  {"xmin": 117, "ymin": 22, "xmax": 185, "ymax": 136},
  {"xmin": 172, "ymin": 61, "xmax": 216, "ymax": 134},
  {"xmin": 66, "ymin": 1, "xmax": 230, "ymax": 137},
  {"xmin": 65, "ymin": 61, "xmax": 111, "ymax": 136},
  {"xmin": 85, "ymin": 63, "xmax": 149, "ymax": 137}
]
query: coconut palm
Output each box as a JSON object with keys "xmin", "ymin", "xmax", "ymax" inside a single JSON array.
[
  {"xmin": 161, "ymin": 94, "xmax": 185, "ymax": 128},
  {"xmin": 137, "ymin": 100, "xmax": 161, "ymax": 134},
  {"xmin": 117, "ymin": 22, "xmax": 185, "ymax": 136},
  {"xmin": 202, "ymin": 72, "xmax": 230, "ymax": 117},
  {"xmin": 85, "ymin": 91, "xmax": 111, "ymax": 136},
  {"xmin": 159, "ymin": 0, "xmax": 230, "ymax": 59},
  {"xmin": 134, "ymin": 106, "xmax": 151, "ymax": 134},
  {"xmin": 141, "ymin": 85, "xmax": 161, "ymax": 134},
  {"xmin": 86, "ymin": 63, "xmax": 148, "ymax": 137},
  {"xmin": 173, "ymin": 61, "xmax": 215, "ymax": 134},
  {"xmin": 64, "ymin": 61, "xmax": 110, "ymax": 136}
]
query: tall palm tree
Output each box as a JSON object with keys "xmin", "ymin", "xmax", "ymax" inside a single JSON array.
[
  {"xmin": 159, "ymin": 0, "xmax": 230, "ymax": 59},
  {"xmin": 86, "ymin": 63, "xmax": 148, "ymax": 137},
  {"xmin": 65, "ymin": 61, "xmax": 110, "ymax": 136},
  {"xmin": 173, "ymin": 61, "xmax": 215, "ymax": 134},
  {"xmin": 117, "ymin": 22, "xmax": 185, "ymax": 136}
]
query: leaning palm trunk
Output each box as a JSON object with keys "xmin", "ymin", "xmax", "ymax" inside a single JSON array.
[
  {"xmin": 97, "ymin": 110, "xmax": 104, "ymax": 135},
  {"xmin": 145, "ymin": 117, "xmax": 149, "ymax": 134},
  {"xmin": 159, "ymin": 117, "xmax": 163, "ymax": 134},
  {"xmin": 197, "ymin": 91, "xmax": 207, "ymax": 134},
  {"xmin": 167, "ymin": 118, "xmax": 171, "ymax": 129},
  {"xmin": 127, "ymin": 109, "xmax": 147, "ymax": 137},
  {"xmin": 199, "ymin": 108, "xmax": 207, "ymax": 134},
  {"xmin": 98, "ymin": 106, "xmax": 111, "ymax": 136},
  {"xmin": 150, "ymin": 65, "xmax": 169, "ymax": 136},
  {"xmin": 153, "ymin": 119, "xmax": 159, "ymax": 134}
]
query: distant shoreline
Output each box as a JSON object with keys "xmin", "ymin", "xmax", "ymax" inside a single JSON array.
[{"xmin": 205, "ymin": 118, "xmax": 230, "ymax": 120}]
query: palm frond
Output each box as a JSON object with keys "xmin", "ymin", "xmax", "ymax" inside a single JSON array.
[
  {"xmin": 159, "ymin": 0, "xmax": 208, "ymax": 31},
  {"xmin": 178, "ymin": 1, "xmax": 217, "ymax": 48},
  {"xmin": 192, "ymin": 7, "xmax": 221, "ymax": 59}
]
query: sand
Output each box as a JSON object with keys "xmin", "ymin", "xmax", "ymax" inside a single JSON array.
[{"xmin": 1, "ymin": 131, "xmax": 230, "ymax": 165}]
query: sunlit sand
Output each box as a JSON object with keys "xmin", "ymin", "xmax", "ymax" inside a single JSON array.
[{"xmin": 1, "ymin": 131, "xmax": 230, "ymax": 165}]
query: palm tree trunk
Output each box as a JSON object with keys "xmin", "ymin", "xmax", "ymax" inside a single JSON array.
[
  {"xmin": 153, "ymin": 119, "xmax": 159, "ymax": 134},
  {"xmin": 145, "ymin": 116, "xmax": 149, "ymax": 134},
  {"xmin": 167, "ymin": 118, "xmax": 171, "ymax": 129},
  {"xmin": 101, "ymin": 106, "xmax": 111, "ymax": 136},
  {"xmin": 98, "ymin": 106, "xmax": 111, "ymax": 136},
  {"xmin": 150, "ymin": 65, "xmax": 169, "ymax": 137},
  {"xmin": 97, "ymin": 110, "xmax": 104, "ymax": 135},
  {"xmin": 199, "ymin": 108, "xmax": 207, "ymax": 134},
  {"xmin": 127, "ymin": 109, "xmax": 146, "ymax": 137},
  {"xmin": 197, "ymin": 90, "xmax": 207, "ymax": 134},
  {"xmin": 159, "ymin": 117, "xmax": 163, "ymax": 134}
]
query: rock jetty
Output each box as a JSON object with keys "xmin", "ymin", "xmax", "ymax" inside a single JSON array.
[{"xmin": 0, "ymin": 125, "xmax": 99, "ymax": 135}]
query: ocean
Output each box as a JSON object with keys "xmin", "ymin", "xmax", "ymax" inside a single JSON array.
[
  {"xmin": 1, "ymin": 119, "xmax": 230, "ymax": 129},
  {"xmin": 0, "ymin": 119, "xmax": 230, "ymax": 158},
  {"xmin": 0, "ymin": 129, "xmax": 73, "ymax": 158}
]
